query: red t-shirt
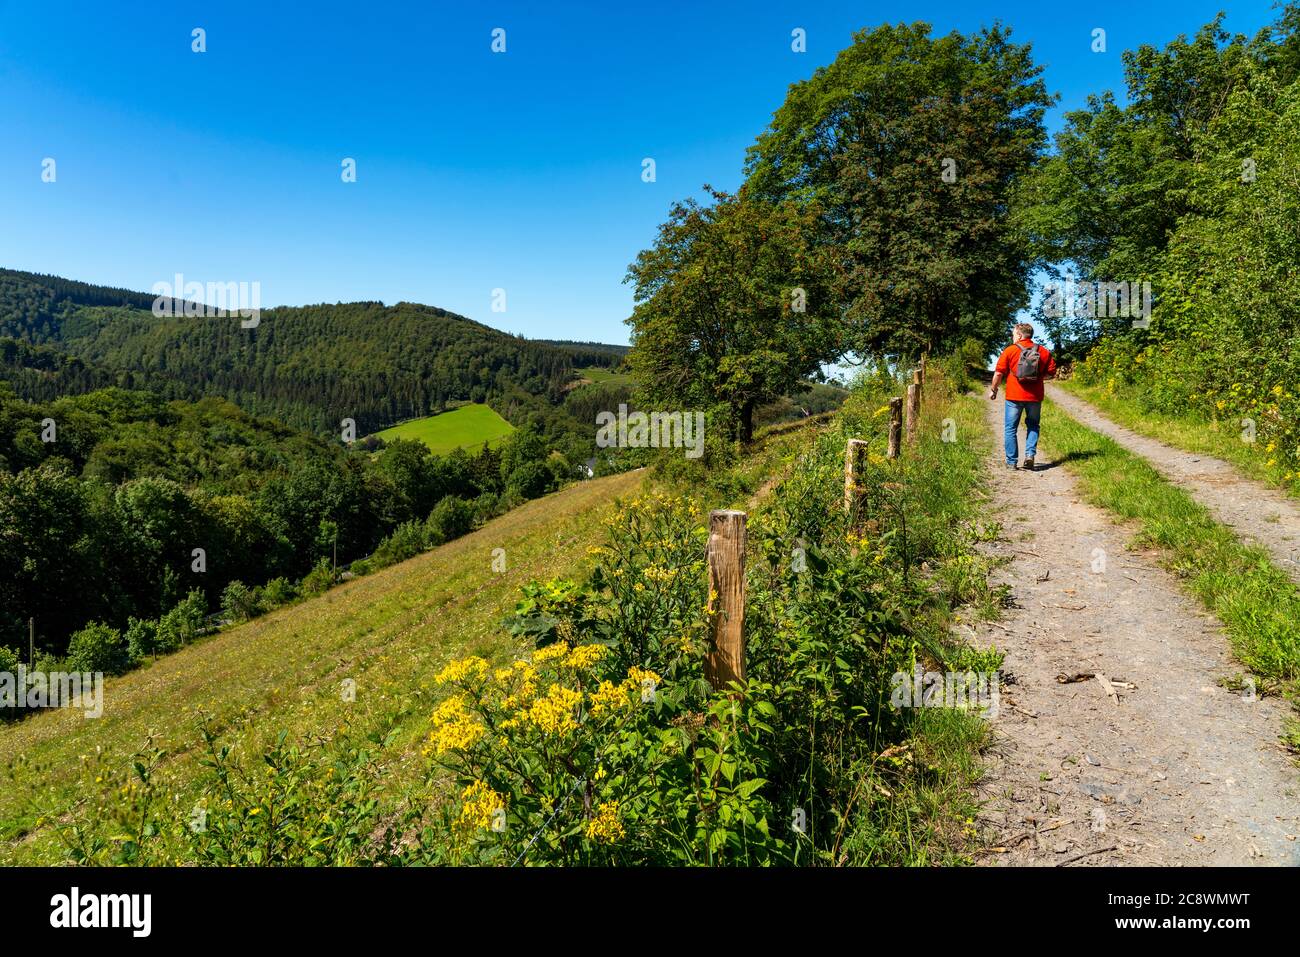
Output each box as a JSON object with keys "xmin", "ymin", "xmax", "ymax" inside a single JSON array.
[{"xmin": 995, "ymin": 339, "xmax": 1056, "ymax": 402}]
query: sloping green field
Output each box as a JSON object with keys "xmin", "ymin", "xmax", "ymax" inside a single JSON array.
[
  {"xmin": 0, "ymin": 470, "xmax": 644, "ymax": 864},
  {"xmin": 373, "ymin": 403, "xmax": 515, "ymax": 454},
  {"xmin": 572, "ymin": 366, "xmax": 632, "ymax": 389}
]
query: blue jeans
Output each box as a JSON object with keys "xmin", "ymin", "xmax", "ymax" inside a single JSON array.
[{"xmin": 1004, "ymin": 400, "xmax": 1041, "ymax": 465}]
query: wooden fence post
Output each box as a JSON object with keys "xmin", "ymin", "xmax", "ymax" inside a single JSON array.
[
  {"xmin": 906, "ymin": 383, "xmax": 921, "ymax": 444},
  {"xmin": 844, "ymin": 439, "xmax": 868, "ymax": 515},
  {"xmin": 887, "ymin": 398, "xmax": 903, "ymax": 459},
  {"xmin": 705, "ymin": 510, "xmax": 747, "ymax": 690}
]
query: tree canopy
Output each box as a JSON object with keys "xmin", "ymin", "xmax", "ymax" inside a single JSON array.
[
  {"xmin": 625, "ymin": 187, "xmax": 843, "ymax": 443},
  {"xmin": 744, "ymin": 21, "xmax": 1053, "ymax": 358}
]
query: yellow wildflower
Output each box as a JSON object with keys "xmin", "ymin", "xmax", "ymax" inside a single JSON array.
[
  {"xmin": 430, "ymin": 694, "xmax": 486, "ymax": 754},
  {"xmin": 565, "ymin": 643, "xmax": 608, "ymax": 670},
  {"xmin": 457, "ymin": 780, "xmax": 506, "ymax": 832},
  {"xmin": 533, "ymin": 641, "xmax": 571, "ymax": 665},
  {"xmin": 435, "ymin": 656, "xmax": 489, "ymax": 685},
  {"xmin": 626, "ymin": 666, "xmax": 661, "ymax": 703},
  {"xmin": 520, "ymin": 683, "xmax": 582, "ymax": 735},
  {"xmin": 589, "ymin": 679, "xmax": 632, "ymax": 717},
  {"xmin": 585, "ymin": 801, "xmax": 625, "ymax": 843}
]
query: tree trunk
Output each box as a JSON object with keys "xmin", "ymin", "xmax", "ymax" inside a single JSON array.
[{"xmin": 739, "ymin": 399, "xmax": 755, "ymax": 445}]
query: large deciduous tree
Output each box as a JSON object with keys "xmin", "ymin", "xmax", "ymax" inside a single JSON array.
[
  {"xmin": 1013, "ymin": 15, "xmax": 1263, "ymax": 288},
  {"xmin": 624, "ymin": 187, "xmax": 843, "ymax": 444},
  {"xmin": 744, "ymin": 21, "xmax": 1053, "ymax": 358}
]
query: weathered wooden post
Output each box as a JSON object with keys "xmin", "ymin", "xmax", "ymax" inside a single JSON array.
[
  {"xmin": 906, "ymin": 383, "xmax": 921, "ymax": 444},
  {"xmin": 887, "ymin": 398, "xmax": 903, "ymax": 459},
  {"xmin": 705, "ymin": 510, "xmax": 747, "ymax": 690},
  {"xmin": 844, "ymin": 439, "xmax": 868, "ymax": 515}
]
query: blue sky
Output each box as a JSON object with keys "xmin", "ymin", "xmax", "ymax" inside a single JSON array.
[{"xmin": 0, "ymin": 0, "xmax": 1281, "ymax": 346}]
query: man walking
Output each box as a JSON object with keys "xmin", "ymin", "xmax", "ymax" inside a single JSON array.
[{"xmin": 989, "ymin": 323, "xmax": 1057, "ymax": 470}]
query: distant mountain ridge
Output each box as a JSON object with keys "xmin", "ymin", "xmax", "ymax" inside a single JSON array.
[{"xmin": 0, "ymin": 268, "xmax": 624, "ymax": 435}]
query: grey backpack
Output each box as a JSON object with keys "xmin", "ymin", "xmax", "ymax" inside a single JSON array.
[{"xmin": 1014, "ymin": 344, "xmax": 1043, "ymax": 384}]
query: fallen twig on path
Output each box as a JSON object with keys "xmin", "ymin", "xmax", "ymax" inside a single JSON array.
[{"xmin": 1056, "ymin": 845, "xmax": 1119, "ymax": 866}]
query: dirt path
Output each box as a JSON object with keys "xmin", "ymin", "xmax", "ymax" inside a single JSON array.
[
  {"xmin": 1047, "ymin": 385, "xmax": 1300, "ymax": 584},
  {"xmin": 973, "ymin": 395, "xmax": 1300, "ymax": 866}
]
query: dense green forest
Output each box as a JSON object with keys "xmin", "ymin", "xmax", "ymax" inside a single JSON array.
[
  {"xmin": 0, "ymin": 381, "xmax": 591, "ymax": 671},
  {"xmin": 0, "ymin": 269, "xmax": 620, "ymax": 436},
  {"xmin": 0, "ymin": 270, "xmax": 640, "ymax": 667},
  {"xmin": 0, "ymin": 266, "xmax": 840, "ymax": 670}
]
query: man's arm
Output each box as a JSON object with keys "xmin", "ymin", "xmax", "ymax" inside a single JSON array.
[{"xmin": 988, "ymin": 370, "xmax": 1003, "ymax": 399}]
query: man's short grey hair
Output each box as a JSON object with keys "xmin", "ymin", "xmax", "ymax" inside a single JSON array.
[{"xmin": 1014, "ymin": 322, "xmax": 1035, "ymax": 340}]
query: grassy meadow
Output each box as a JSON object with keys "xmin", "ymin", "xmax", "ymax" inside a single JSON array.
[
  {"xmin": 372, "ymin": 403, "xmax": 516, "ymax": 454},
  {"xmin": 572, "ymin": 366, "xmax": 632, "ymax": 389}
]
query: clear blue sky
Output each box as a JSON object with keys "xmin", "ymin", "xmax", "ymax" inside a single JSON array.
[{"xmin": 0, "ymin": 0, "xmax": 1279, "ymax": 346}]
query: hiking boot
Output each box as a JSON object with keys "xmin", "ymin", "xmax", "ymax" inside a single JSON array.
[
  {"xmin": 1005, "ymin": 461, "xmax": 1017, "ymax": 470},
  {"xmin": 1023, "ymin": 457, "xmax": 1035, "ymax": 471}
]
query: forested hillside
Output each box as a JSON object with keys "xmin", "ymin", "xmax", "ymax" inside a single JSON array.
[
  {"xmin": 0, "ymin": 269, "xmax": 619, "ymax": 436},
  {"xmin": 0, "ymin": 270, "xmax": 644, "ymax": 666},
  {"xmin": 0, "ymin": 378, "xmax": 604, "ymax": 660}
]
